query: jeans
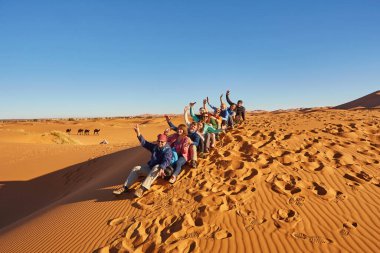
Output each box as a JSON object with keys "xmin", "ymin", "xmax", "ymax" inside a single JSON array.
[
  {"xmin": 173, "ymin": 156, "xmax": 187, "ymax": 177},
  {"xmin": 204, "ymin": 133, "xmax": 215, "ymax": 152},
  {"xmin": 198, "ymin": 138, "xmax": 205, "ymax": 153},
  {"xmin": 228, "ymin": 115, "xmax": 234, "ymax": 127}
]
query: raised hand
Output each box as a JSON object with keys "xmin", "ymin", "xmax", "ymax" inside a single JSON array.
[
  {"xmin": 226, "ymin": 90, "xmax": 230, "ymax": 95},
  {"xmin": 165, "ymin": 115, "xmax": 171, "ymax": 122},
  {"xmin": 164, "ymin": 128, "xmax": 170, "ymax": 135},
  {"xmin": 189, "ymin": 102, "xmax": 196, "ymax": 107},
  {"xmin": 134, "ymin": 124, "xmax": 140, "ymax": 136},
  {"xmin": 203, "ymin": 99, "xmax": 207, "ymax": 105}
]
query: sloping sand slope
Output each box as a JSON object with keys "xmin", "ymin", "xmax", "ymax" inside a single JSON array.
[
  {"xmin": 334, "ymin": 90, "xmax": 380, "ymax": 109},
  {"xmin": 0, "ymin": 109, "xmax": 379, "ymax": 253}
]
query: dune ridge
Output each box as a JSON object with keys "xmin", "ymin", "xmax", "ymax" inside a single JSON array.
[
  {"xmin": 0, "ymin": 108, "xmax": 379, "ymax": 252},
  {"xmin": 334, "ymin": 90, "xmax": 380, "ymax": 109}
]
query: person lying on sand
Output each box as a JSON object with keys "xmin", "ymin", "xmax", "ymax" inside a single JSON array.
[
  {"xmin": 113, "ymin": 124, "xmax": 173, "ymax": 198},
  {"xmin": 226, "ymin": 89, "xmax": 246, "ymax": 123}
]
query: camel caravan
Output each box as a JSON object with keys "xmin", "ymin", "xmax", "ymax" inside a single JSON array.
[{"xmin": 65, "ymin": 128, "xmax": 101, "ymax": 135}]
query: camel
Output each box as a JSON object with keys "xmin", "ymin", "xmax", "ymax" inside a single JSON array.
[
  {"xmin": 66, "ymin": 129, "xmax": 71, "ymax": 134},
  {"xmin": 77, "ymin": 129, "xmax": 84, "ymax": 135},
  {"xmin": 84, "ymin": 129, "xmax": 90, "ymax": 135},
  {"xmin": 94, "ymin": 129, "xmax": 100, "ymax": 135}
]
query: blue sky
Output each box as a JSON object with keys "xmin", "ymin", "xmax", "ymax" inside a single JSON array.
[{"xmin": 0, "ymin": 0, "xmax": 379, "ymax": 119}]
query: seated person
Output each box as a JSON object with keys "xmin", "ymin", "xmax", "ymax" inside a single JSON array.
[
  {"xmin": 167, "ymin": 124, "xmax": 192, "ymax": 183},
  {"xmin": 165, "ymin": 108, "xmax": 200, "ymax": 168},
  {"xmin": 226, "ymin": 89, "xmax": 246, "ymax": 123},
  {"xmin": 113, "ymin": 124, "xmax": 173, "ymax": 198}
]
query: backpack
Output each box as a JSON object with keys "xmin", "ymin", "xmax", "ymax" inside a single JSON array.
[
  {"xmin": 171, "ymin": 147, "xmax": 178, "ymax": 165},
  {"xmin": 157, "ymin": 146, "xmax": 178, "ymax": 165}
]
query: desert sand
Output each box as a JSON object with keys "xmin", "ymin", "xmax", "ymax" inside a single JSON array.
[{"xmin": 0, "ymin": 108, "xmax": 379, "ymax": 253}]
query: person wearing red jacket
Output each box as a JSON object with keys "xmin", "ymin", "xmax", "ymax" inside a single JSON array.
[{"xmin": 167, "ymin": 124, "xmax": 192, "ymax": 183}]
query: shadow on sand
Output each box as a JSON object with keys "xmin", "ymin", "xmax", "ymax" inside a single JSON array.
[{"xmin": 0, "ymin": 145, "xmax": 172, "ymax": 230}]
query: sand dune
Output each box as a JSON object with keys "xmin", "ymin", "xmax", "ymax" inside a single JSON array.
[
  {"xmin": 0, "ymin": 109, "xmax": 379, "ymax": 252},
  {"xmin": 334, "ymin": 90, "xmax": 380, "ymax": 109}
]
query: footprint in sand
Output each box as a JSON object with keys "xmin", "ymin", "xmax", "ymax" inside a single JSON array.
[
  {"xmin": 241, "ymin": 168, "xmax": 260, "ymax": 181},
  {"xmin": 309, "ymin": 182, "xmax": 347, "ymax": 202},
  {"xmin": 346, "ymin": 181, "xmax": 362, "ymax": 191},
  {"xmin": 287, "ymin": 195, "xmax": 306, "ymax": 206},
  {"xmin": 272, "ymin": 208, "xmax": 301, "ymax": 229},
  {"xmin": 236, "ymin": 209, "xmax": 267, "ymax": 231},
  {"xmin": 100, "ymin": 213, "xmax": 232, "ymax": 253},
  {"xmin": 267, "ymin": 173, "xmax": 305, "ymax": 197},
  {"xmin": 344, "ymin": 170, "xmax": 380, "ymax": 188},
  {"xmin": 291, "ymin": 232, "xmax": 334, "ymax": 244},
  {"xmin": 339, "ymin": 222, "xmax": 358, "ymax": 237},
  {"xmin": 205, "ymin": 195, "xmax": 238, "ymax": 212},
  {"xmin": 108, "ymin": 217, "xmax": 129, "ymax": 226}
]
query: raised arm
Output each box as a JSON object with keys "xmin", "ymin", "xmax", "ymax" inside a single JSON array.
[
  {"xmin": 189, "ymin": 102, "xmax": 200, "ymax": 122},
  {"xmin": 226, "ymin": 90, "xmax": 235, "ymax": 105},
  {"xmin": 219, "ymin": 94, "xmax": 224, "ymax": 106},
  {"xmin": 206, "ymin": 97, "xmax": 217, "ymax": 111},
  {"xmin": 134, "ymin": 124, "xmax": 155, "ymax": 152},
  {"xmin": 165, "ymin": 115, "xmax": 178, "ymax": 131},
  {"xmin": 184, "ymin": 106, "xmax": 191, "ymax": 127},
  {"xmin": 203, "ymin": 99, "xmax": 209, "ymax": 113}
]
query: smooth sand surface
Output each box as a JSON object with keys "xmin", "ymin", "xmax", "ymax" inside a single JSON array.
[
  {"xmin": 334, "ymin": 90, "xmax": 380, "ymax": 109},
  {"xmin": 0, "ymin": 109, "xmax": 379, "ymax": 253}
]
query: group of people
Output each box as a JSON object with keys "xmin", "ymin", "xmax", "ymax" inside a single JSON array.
[{"xmin": 113, "ymin": 90, "xmax": 246, "ymax": 198}]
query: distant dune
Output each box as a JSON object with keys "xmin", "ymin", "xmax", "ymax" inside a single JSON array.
[{"xmin": 334, "ymin": 90, "xmax": 380, "ymax": 109}]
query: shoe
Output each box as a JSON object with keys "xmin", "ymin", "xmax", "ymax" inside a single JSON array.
[
  {"xmin": 134, "ymin": 187, "xmax": 146, "ymax": 198},
  {"xmin": 191, "ymin": 160, "xmax": 197, "ymax": 168},
  {"xmin": 113, "ymin": 187, "xmax": 127, "ymax": 196},
  {"xmin": 169, "ymin": 175, "xmax": 177, "ymax": 184}
]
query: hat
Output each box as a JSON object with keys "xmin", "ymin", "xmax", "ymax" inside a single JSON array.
[{"xmin": 157, "ymin": 134, "xmax": 167, "ymax": 142}]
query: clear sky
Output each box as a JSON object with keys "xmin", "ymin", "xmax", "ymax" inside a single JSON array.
[{"xmin": 0, "ymin": 0, "xmax": 379, "ymax": 119}]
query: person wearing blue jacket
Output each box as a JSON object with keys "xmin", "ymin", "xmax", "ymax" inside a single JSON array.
[
  {"xmin": 113, "ymin": 124, "xmax": 173, "ymax": 198},
  {"xmin": 208, "ymin": 95, "xmax": 234, "ymax": 128}
]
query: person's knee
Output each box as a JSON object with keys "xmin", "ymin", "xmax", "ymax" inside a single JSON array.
[
  {"xmin": 151, "ymin": 165, "xmax": 160, "ymax": 172},
  {"xmin": 132, "ymin": 166, "xmax": 141, "ymax": 172}
]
